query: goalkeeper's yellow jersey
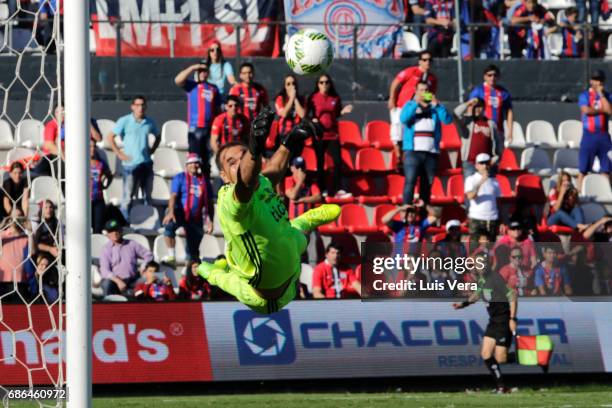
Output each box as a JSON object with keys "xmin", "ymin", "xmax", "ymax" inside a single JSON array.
[{"xmin": 217, "ymin": 175, "xmax": 305, "ymax": 290}]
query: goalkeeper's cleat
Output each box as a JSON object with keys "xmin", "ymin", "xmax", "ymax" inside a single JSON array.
[
  {"xmin": 196, "ymin": 258, "xmax": 228, "ymax": 280},
  {"xmin": 290, "ymin": 204, "xmax": 341, "ymax": 233}
]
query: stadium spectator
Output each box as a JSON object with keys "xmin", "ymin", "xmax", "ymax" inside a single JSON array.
[
  {"xmin": 229, "ymin": 62, "xmax": 269, "ymax": 122},
  {"xmin": 175, "ymin": 62, "xmax": 221, "ymax": 175},
  {"xmin": 534, "ymin": 245, "xmax": 572, "ymax": 296},
  {"xmin": 577, "ymin": 70, "xmax": 611, "ymax": 190},
  {"xmin": 99, "ymin": 219, "xmax": 153, "ymax": 297},
  {"xmin": 509, "ymin": 198, "xmax": 540, "ymax": 241},
  {"xmin": 274, "ymin": 74, "xmax": 306, "ymax": 153},
  {"xmin": 499, "ymin": 246, "xmax": 534, "ymax": 296},
  {"xmin": 471, "ymin": 232, "xmax": 492, "ymax": 258},
  {"xmin": 134, "ymin": 261, "xmax": 176, "ymax": 301},
  {"xmin": 33, "ymin": 199, "xmax": 61, "ymax": 261},
  {"xmin": 307, "ymin": 73, "xmax": 353, "ymax": 196},
  {"xmin": 400, "ymin": 81, "xmax": 452, "ymax": 205},
  {"xmin": 465, "ymin": 153, "xmax": 501, "ymax": 242},
  {"xmin": 312, "ymin": 243, "xmax": 361, "ymax": 299},
  {"xmin": 205, "ymin": 41, "xmax": 236, "ymax": 96},
  {"xmin": 179, "ymin": 261, "xmax": 211, "ymax": 300},
  {"xmin": 36, "ymin": 105, "xmax": 102, "ymax": 178},
  {"xmin": 582, "ymin": 216, "xmax": 612, "ymax": 241},
  {"xmin": 2, "ymin": 162, "xmax": 30, "ymax": 220},
  {"xmin": 421, "ymin": 205, "xmax": 442, "ymax": 234},
  {"xmin": 90, "ymin": 142, "xmax": 113, "ymax": 234},
  {"xmin": 547, "ymin": 187, "xmax": 587, "ymax": 230},
  {"xmin": 557, "ymin": 7, "xmax": 584, "ymax": 58},
  {"xmin": 382, "ymin": 205, "xmax": 424, "ymax": 252},
  {"xmin": 548, "ymin": 171, "xmax": 573, "ymax": 214},
  {"xmin": 31, "ymin": 252, "xmax": 59, "ymax": 303},
  {"xmin": 576, "ymin": 0, "xmax": 600, "ymax": 24},
  {"xmin": 211, "ymin": 95, "xmax": 250, "ymax": 154},
  {"xmin": 424, "ymin": 0, "xmax": 456, "ymax": 57},
  {"xmin": 107, "ymin": 96, "xmax": 160, "ymax": 220},
  {"xmin": 409, "ymin": 0, "xmax": 428, "ymax": 40},
  {"xmin": 435, "ymin": 219, "xmax": 468, "ymax": 259},
  {"xmin": 162, "ymin": 153, "xmax": 214, "ymax": 265},
  {"xmin": 454, "ymin": 97, "xmax": 501, "ymax": 178},
  {"xmin": 388, "ymin": 51, "xmax": 438, "ymax": 157},
  {"xmin": 284, "ymin": 156, "xmax": 322, "ymax": 219},
  {"xmin": 510, "ymin": 0, "xmax": 555, "ymax": 59},
  {"xmin": 0, "ymin": 208, "xmax": 32, "ymax": 302},
  {"xmin": 469, "ymin": 65, "xmax": 513, "ymax": 144},
  {"xmin": 494, "ymin": 220, "xmax": 537, "ymax": 272}
]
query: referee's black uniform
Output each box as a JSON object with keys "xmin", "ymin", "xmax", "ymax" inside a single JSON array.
[{"xmin": 478, "ymin": 271, "xmax": 514, "ymax": 348}]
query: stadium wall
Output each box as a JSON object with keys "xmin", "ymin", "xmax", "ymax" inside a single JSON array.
[{"xmin": 2, "ymin": 300, "xmax": 611, "ymax": 385}]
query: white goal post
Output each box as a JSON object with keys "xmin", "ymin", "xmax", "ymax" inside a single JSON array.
[{"xmin": 64, "ymin": 1, "xmax": 92, "ymax": 407}]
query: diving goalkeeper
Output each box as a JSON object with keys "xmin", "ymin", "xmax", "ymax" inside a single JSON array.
[{"xmin": 197, "ymin": 107, "xmax": 341, "ymax": 314}]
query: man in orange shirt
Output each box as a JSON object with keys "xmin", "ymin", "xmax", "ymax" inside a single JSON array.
[
  {"xmin": 388, "ymin": 51, "xmax": 438, "ymax": 160},
  {"xmin": 312, "ymin": 243, "xmax": 360, "ymax": 299}
]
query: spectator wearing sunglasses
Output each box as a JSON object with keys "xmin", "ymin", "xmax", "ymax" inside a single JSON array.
[
  {"xmin": 388, "ymin": 51, "xmax": 438, "ymax": 161},
  {"xmin": 468, "ymin": 65, "xmax": 514, "ymax": 145},
  {"xmin": 499, "ymin": 246, "xmax": 534, "ymax": 296},
  {"xmin": 274, "ymin": 74, "xmax": 306, "ymax": 151},
  {"xmin": 493, "ymin": 220, "xmax": 537, "ymax": 272},
  {"xmin": 205, "ymin": 41, "xmax": 236, "ymax": 96},
  {"xmin": 211, "ymin": 95, "xmax": 250, "ymax": 154},
  {"xmin": 175, "ymin": 62, "xmax": 222, "ymax": 176}
]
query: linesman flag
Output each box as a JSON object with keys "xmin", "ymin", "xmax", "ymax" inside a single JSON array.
[{"xmin": 517, "ymin": 335, "xmax": 554, "ymax": 368}]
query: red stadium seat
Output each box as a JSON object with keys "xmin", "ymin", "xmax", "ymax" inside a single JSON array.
[
  {"xmin": 365, "ymin": 233, "xmax": 392, "ymax": 244},
  {"xmin": 548, "ymin": 225, "xmax": 575, "ymax": 235},
  {"xmin": 338, "ymin": 120, "xmax": 366, "ymax": 148},
  {"xmin": 447, "ymin": 174, "xmax": 464, "ymax": 204},
  {"xmin": 430, "ymin": 176, "xmax": 455, "ymax": 205},
  {"xmin": 498, "ymin": 148, "xmax": 525, "ymax": 175},
  {"xmin": 339, "ymin": 203, "xmax": 379, "ymax": 234},
  {"xmin": 301, "ymin": 146, "xmax": 318, "ymax": 171},
  {"xmin": 373, "ymin": 203, "xmax": 397, "ymax": 234},
  {"xmin": 515, "ymin": 174, "xmax": 546, "ymax": 204},
  {"xmin": 318, "ymin": 218, "xmax": 345, "ymax": 234},
  {"xmin": 351, "ymin": 175, "xmax": 389, "ymax": 204},
  {"xmin": 441, "ymin": 205, "xmax": 467, "ymax": 225},
  {"xmin": 365, "ymin": 120, "xmax": 393, "ymax": 150},
  {"xmin": 387, "ymin": 174, "xmax": 405, "ymax": 204},
  {"xmin": 496, "ymin": 174, "xmax": 515, "ymax": 201},
  {"xmin": 431, "ymin": 232, "xmax": 447, "ymax": 243},
  {"xmin": 440, "ymin": 123, "xmax": 461, "ymax": 150},
  {"xmin": 341, "ymin": 148, "xmax": 356, "ymax": 173},
  {"xmin": 436, "ymin": 150, "xmax": 462, "ymax": 176},
  {"xmin": 355, "ymin": 147, "xmax": 389, "ymax": 172}
]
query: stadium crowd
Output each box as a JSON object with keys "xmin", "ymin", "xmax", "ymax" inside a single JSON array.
[{"xmin": 0, "ymin": 41, "xmax": 610, "ymax": 304}]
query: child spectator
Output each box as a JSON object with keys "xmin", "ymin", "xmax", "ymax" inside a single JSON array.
[
  {"xmin": 179, "ymin": 261, "xmax": 211, "ymax": 300},
  {"xmin": 134, "ymin": 261, "xmax": 176, "ymax": 301},
  {"xmin": 534, "ymin": 245, "xmax": 572, "ymax": 296},
  {"xmin": 1, "ymin": 162, "xmax": 30, "ymax": 220}
]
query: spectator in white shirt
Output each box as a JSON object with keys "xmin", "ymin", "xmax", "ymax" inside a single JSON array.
[{"xmin": 464, "ymin": 153, "xmax": 501, "ymax": 243}]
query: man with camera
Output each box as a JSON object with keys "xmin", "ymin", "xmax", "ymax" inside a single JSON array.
[
  {"xmin": 175, "ymin": 61, "xmax": 222, "ymax": 176},
  {"xmin": 399, "ymin": 81, "xmax": 452, "ymax": 205}
]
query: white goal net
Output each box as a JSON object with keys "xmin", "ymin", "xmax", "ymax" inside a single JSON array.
[{"xmin": 0, "ymin": 1, "xmax": 65, "ymax": 407}]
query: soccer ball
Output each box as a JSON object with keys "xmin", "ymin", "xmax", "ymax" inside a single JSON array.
[{"xmin": 285, "ymin": 28, "xmax": 334, "ymax": 76}]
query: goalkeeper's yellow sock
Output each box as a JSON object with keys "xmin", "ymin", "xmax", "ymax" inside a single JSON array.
[{"xmin": 290, "ymin": 204, "xmax": 341, "ymax": 233}]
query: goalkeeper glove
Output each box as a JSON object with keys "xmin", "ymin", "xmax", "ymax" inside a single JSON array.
[
  {"xmin": 281, "ymin": 119, "xmax": 322, "ymax": 157},
  {"xmin": 249, "ymin": 106, "xmax": 275, "ymax": 157}
]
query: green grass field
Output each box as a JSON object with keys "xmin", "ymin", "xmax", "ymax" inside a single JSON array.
[{"xmin": 6, "ymin": 385, "xmax": 612, "ymax": 408}]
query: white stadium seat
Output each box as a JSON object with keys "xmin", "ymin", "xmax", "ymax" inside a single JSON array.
[
  {"xmin": 91, "ymin": 233, "xmax": 109, "ymax": 263},
  {"xmin": 526, "ymin": 120, "xmax": 564, "ymax": 148},
  {"xmin": 581, "ymin": 174, "xmax": 612, "ymax": 203},
  {"xmin": 520, "ymin": 147, "xmax": 552, "ymax": 176},
  {"xmin": 402, "ymin": 31, "xmax": 422, "ymax": 53},
  {"xmin": 123, "ymin": 233, "xmax": 151, "ymax": 251},
  {"xmin": 552, "ymin": 149, "xmax": 580, "ymax": 176},
  {"xmin": 97, "ymin": 148, "xmax": 124, "ymax": 176},
  {"xmin": 153, "ymin": 235, "xmax": 188, "ymax": 265},
  {"xmin": 505, "ymin": 121, "xmax": 526, "ymax": 148},
  {"xmin": 558, "ymin": 119, "xmax": 582, "ymax": 148},
  {"xmin": 151, "ymin": 175, "xmax": 171, "ymax": 206},
  {"xmin": 547, "ymin": 33, "xmax": 562, "ymax": 58},
  {"xmin": 95, "ymin": 118, "xmax": 116, "ymax": 149},
  {"xmin": 0, "ymin": 119, "xmax": 14, "ymax": 149},
  {"xmin": 300, "ymin": 263, "xmax": 314, "ymax": 294},
  {"xmin": 15, "ymin": 119, "xmax": 44, "ymax": 148},
  {"xmin": 161, "ymin": 120, "xmax": 189, "ymax": 150},
  {"xmin": 31, "ymin": 176, "xmax": 63, "ymax": 203},
  {"xmin": 581, "ymin": 202, "xmax": 607, "ymax": 224},
  {"xmin": 129, "ymin": 204, "xmax": 161, "ymax": 235},
  {"xmin": 6, "ymin": 147, "xmax": 36, "ymax": 166},
  {"xmin": 91, "ymin": 264, "xmax": 103, "ymax": 298},
  {"xmin": 153, "ymin": 147, "xmax": 183, "ymax": 178},
  {"xmin": 103, "ymin": 177, "xmax": 123, "ymax": 207},
  {"xmin": 199, "ymin": 234, "xmax": 223, "ymax": 261}
]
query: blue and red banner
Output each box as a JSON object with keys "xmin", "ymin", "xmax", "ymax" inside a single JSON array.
[
  {"xmin": 284, "ymin": 0, "xmax": 404, "ymax": 59},
  {"xmin": 91, "ymin": 0, "xmax": 280, "ymax": 57}
]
